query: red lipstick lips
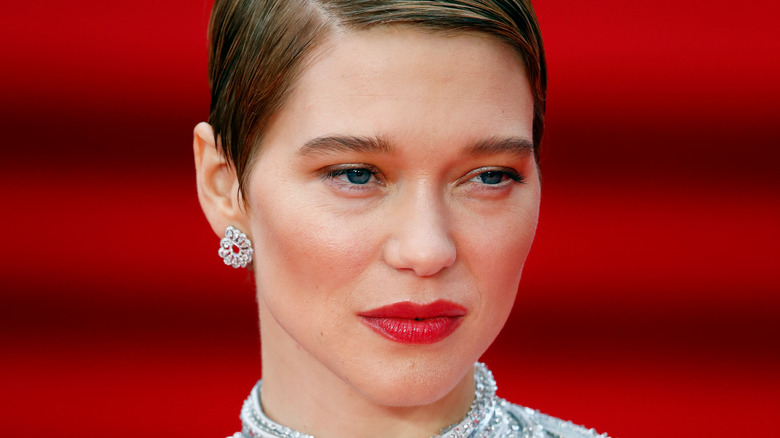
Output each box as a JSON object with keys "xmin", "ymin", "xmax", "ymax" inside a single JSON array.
[{"xmin": 359, "ymin": 300, "xmax": 466, "ymax": 344}]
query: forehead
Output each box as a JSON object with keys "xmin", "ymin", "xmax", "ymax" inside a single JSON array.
[{"xmin": 263, "ymin": 27, "xmax": 534, "ymax": 152}]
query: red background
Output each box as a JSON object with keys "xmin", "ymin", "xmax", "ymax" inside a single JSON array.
[{"xmin": 1, "ymin": 1, "xmax": 778, "ymax": 436}]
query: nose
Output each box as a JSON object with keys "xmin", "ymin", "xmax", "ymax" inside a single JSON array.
[{"xmin": 382, "ymin": 187, "xmax": 456, "ymax": 277}]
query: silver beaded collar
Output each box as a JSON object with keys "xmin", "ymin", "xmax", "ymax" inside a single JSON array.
[{"xmin": 237, "ymin": 362, "xmax": 499, "ymax": 438}]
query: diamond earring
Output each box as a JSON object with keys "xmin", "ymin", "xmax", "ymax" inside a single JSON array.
[{"xmin": 218, "ymin": 226, "xmax": 254, "ymax": 269}]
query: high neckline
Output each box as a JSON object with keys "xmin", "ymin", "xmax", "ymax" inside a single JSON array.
[{"xmin": 238, "ymin": 362, "xmax": 498, "ymax": 438}]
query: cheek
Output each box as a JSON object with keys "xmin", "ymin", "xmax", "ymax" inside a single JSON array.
[
  {"xmin": 248, "ymin": 185, "xmax": 379, "ymax": 312},
  {"xmin": 461, "ymin": 200, "xmax": 539, "ymax": 320}
]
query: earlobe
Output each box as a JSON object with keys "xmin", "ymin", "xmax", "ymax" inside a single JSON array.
[{"xmin": 193, "ymin": 122, "xmax": 247, "ymax": 238}]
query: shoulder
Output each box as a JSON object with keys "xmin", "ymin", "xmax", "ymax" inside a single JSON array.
[{"xmin": 499, "ymin": 399, "xmax": 611, "ymax": 438}]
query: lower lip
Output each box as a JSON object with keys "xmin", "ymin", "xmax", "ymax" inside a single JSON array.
[{"xmin": 360, "ymin": 316, "xmax": 463, "ymax": 344}]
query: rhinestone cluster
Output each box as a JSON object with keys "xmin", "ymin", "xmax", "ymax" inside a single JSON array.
[
  {"xmin": 240, "ymin": 383, "xmax": 313, "ymax": 438},
  {"xmin": 439, "ymin": 362, "xmax": 498, "ymax": 438},
  {"xmin": 219, "ymin": 226, "xmax": 254, "ymax": 268}
]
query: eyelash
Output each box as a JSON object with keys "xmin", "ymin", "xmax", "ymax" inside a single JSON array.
[
  {"xmin": 465, "ymin": 168, "xmax": 526, "ymax": 186},
  {"xmin": 320, "ymin": 165, "xmax": 525, "ymax": 189},
  {"xmin": 321, "ymin": 165, "xmax": 382, "ymax": 187}
]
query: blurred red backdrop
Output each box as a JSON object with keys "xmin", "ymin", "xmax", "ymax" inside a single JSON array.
[{"xmin": 1, "ymin": 1, "xmax": 778, "ymax": 437}]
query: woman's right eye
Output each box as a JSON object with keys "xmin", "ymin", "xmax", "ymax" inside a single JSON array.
[
  {"xmin": 333, "ymin": 168, "xmax": 374, "ymax": 184},
  {"xmin": 322, "ymin": 166, "xmax": 382, "ymax": 188}
]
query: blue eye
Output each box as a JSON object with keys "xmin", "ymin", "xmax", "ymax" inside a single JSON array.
[
  {"xmin": 343, "ymin": 169, "xmax": 372, "ymax": 184},
  {"xmin": 469, "ymin": 168, "xmax": 525, "ymax": 186},
  {"xmin": 478, "ymin": 171, "xmax": 505, "ymax": 185},
  {"xmin": 465, "ymin": 168, "xmax": 525, "ymax": 186},
  {"xmin": 324, "ymin": 167, "xmax": 379, "ymax": 186}
]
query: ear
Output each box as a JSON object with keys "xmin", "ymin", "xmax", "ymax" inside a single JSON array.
[{"xmin": 193, "ymin": 122, "xmax": 249, "ymax": 238}]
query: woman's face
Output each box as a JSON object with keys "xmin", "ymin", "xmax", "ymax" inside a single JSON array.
[{"xmin": 245, "ymin": 28, "xmax": 539, "ymax": 406}]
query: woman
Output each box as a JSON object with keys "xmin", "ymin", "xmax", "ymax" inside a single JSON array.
[{"xmin": 193, "ymin": 1, "xmax": 609, "ymax": 437}]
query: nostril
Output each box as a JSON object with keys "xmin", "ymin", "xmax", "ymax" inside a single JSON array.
[{"xmin": 384, "ymin": 236, "xmax": 452, "ymax": 276}]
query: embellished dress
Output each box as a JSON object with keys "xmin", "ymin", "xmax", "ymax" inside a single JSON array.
[{"xmin": 228, "ymin": 363, "xmax": 609, "ymax": 438}]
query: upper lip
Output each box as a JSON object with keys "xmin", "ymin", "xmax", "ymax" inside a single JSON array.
[{"xmin": 359, "ymin": 300, "xmax": 466, "ymax": 319}]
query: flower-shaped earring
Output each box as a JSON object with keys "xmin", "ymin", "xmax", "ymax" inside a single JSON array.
[{"xmin": 218, "ymin": 226, "xmax": 254, "ymax": 269}]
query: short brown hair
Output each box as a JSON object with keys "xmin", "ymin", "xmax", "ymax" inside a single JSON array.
[{"xmin": 207, "ymin": 0, "xmax": 547, "ymax": 197}]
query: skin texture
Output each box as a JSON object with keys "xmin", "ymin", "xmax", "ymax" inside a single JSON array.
[{"xmin": 194, "ymin": 27, "xmax": 540, "ymax": 438}]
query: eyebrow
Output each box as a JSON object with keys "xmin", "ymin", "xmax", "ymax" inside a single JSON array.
[
  {"xmin": 297, "ymin": 134, "xmax": 533, "ymax": 158},
  {"xmin": 298, "ymin": 135, "xmax": 395, "ymax": 156},
  {"xmin": 466, "ymin": 136, "xmax": 534, "ymax": 158}
]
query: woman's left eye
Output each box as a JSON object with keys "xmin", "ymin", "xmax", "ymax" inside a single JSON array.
[{"xmin": 467, "ymin": 169, "xmax": 524, "ymax": 185}]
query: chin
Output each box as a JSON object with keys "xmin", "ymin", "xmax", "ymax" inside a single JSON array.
[{"xmin": 346, "ymin": 354, "xmax": 476, "ymax": 408}]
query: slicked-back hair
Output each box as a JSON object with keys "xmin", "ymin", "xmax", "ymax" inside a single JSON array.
[{"xmin": 208, "ymin": 0, "xmax": 547, "ymax": 198}]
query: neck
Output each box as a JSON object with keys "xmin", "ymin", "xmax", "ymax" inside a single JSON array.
[{"xmin": 257, "ymin": 306, "xmax": 475, "ymax": 438}]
